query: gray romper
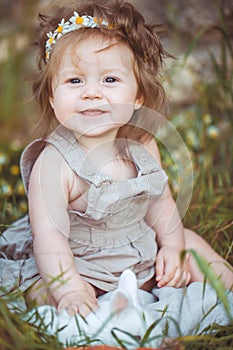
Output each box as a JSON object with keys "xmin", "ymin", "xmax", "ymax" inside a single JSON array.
[{"xmin": 0, "ymin": 126, "xmax": 167, "ymax": 294}]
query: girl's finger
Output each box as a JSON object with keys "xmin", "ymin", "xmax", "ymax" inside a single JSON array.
[
  {"xmin": 157, "ymin": 261, "xmax": 178, "ymax": 287},
  {"xmin": 155, "ymin": 255, "xmax": 165, "ymax": 283},
  {"xmin": 65, "ymin": 304, "xmax": 79, "ymax": 317},
  {"xmin": 170, "ymin": 270, "xmax": 191, "ymax": 288},
  {"xmin": 163, "ymin": 267, "xmax": 181, "ymax": 287}
]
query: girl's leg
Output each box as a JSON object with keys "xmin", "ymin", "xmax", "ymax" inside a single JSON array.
[{"xmin": 184, "ymin": 228, "xmax": 233, "ymax": 290}]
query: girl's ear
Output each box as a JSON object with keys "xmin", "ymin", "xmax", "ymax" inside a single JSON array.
[
  {"xmin": 134, "ymin": 94, "xmax": 144, "ymax": 110},
  {"xmin": 49, "ymin": 96, "xmax": 54, "ymax": 109}
]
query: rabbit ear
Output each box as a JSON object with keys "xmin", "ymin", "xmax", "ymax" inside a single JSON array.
[
  {"xmin": 118, "ymin": 269, "xmax": 137, "ymax": 290},
  {"xmin": 118, "ymin": 269, "xmax": 139, "ymax": 308},
  {"xmin": 110, "ymin": 290, "xmax": 129, "ymax": 314}
]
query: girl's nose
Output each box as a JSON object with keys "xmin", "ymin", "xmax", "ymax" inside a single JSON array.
[{"xmin": 80, "ymin": 82, "xmax": 103, "ymax": 100}]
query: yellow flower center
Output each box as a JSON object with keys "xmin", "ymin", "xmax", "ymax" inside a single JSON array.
[
  {"xmin": 76, "ymin": 16, "xmax": 84, "ymax": 25},
  {"xmin": 57, "ymin": 25, "xmax": 63, "ymax": 33},
  {"xmin": 94, "ymin": 17, "xmax": 101, "ymax": 24},
  {"xmin": 48, "ymin": 37, "xmax": 54, "ymax": 45}
]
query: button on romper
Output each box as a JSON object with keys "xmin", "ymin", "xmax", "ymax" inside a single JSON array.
[{"xmin": 0, "ymin": 126, "xmax": 167, "ymax": 294}]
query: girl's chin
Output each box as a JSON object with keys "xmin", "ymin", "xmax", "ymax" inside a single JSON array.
[
  {"xmin": 62, "ymin": 120, "xmax": 123, "ymax": 138},
  {"xmin": 74, "ymin": 128, "xmax": 118, "ymax": 139}
]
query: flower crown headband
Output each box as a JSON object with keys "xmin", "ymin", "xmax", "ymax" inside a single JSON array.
[{"xmin": 45, "ymin": 11, "xmax": 109, "ymax": 61}]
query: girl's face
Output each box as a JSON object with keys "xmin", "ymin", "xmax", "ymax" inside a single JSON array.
[{"xmin": 49, "ymin": 36, "xmax": 143, "ymax": 142}]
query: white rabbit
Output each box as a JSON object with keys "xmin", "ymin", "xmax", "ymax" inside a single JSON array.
[
  {"xmin": 26, "ymin": 270, "xmax": 233, "ymax": 348},
  {"xmin": 26, "ymin": 269, "xmax": 156, "ymax": 348}
]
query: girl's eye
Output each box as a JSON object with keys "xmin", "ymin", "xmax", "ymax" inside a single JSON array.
[
  {"xmin": 69, "ymin": 78, "xmax": 82, "ymax": 84},
  {"xmin": 104, "ymin": 77, "xmax": 117, "ymax": 83}
]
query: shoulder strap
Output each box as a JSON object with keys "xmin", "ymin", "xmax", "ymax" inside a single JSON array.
[
  {"xmin": 128, "ymin": 143, "xmax": 163, "ymax": 175},
  {"xmin": 20, "ymin": 126, "xmax": 110, "ymax": 193},
  {"xmin": 20, "ymin": 139, "xmax": 47, "ymax": 195}
]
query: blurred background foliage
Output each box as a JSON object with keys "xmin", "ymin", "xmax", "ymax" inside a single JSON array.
[{"xmin": 0, "ymin": 0, "xmax": 41, "ymax": 142}]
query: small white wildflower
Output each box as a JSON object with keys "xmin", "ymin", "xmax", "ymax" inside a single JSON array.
[
  {"xmin": 1, "ymin": 183, "xmax": 13, "ymax": 196},
  {"xmin": 206, "ymin": 125, "xmax": 220, "ymax": 139}
]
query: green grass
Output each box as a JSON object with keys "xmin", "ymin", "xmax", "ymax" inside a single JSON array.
[{"xmin": 0, "ymin": 291, "xmax": 63, "ymax": 350}]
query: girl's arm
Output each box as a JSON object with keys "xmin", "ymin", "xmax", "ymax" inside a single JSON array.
[
  {"xmin": 28, "ymin": 145, "xmax": 97, "ymax": 314},
  {"xmin": 144, "ymin": 139, "xmax": 190, "ymax": 287}
]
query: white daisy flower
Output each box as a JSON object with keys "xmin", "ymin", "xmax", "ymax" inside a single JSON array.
[
  {"xmin": 55, "ymin": 18, "xmax": 70, "ymax": 39},
  {"xmin": 46, "ymin": 31, "xmax": 56, "ymax": 47},
  {"xmin": 82, "ymin": 15, "xmax": 93, "ymax": 27},
  {"xmin": 89, "ymin": 16, "xmax": 98, "ymax": 28},
  {"xmin": 70, "ymin": 12, "xmax": 91, "ymax": 29},
  {"xmin": 102, "ymin": 20, "xmax": 109, "ymax": 27},
  {"xmin": 45, "ymin": 31, "xmax": 57, "ymax": 60}
]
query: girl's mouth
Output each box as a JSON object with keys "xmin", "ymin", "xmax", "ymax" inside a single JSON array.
[{"xmin": 80, "ymin": 109, "xmax": 107, "ymax": 117}]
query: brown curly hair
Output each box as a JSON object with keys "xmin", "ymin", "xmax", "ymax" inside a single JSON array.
[{"xmin": 33, "ymin": 0, "xmax": 169, "ymax": 142}]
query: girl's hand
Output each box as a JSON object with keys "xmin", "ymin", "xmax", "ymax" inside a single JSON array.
[
  {"xmin": 155, "ymin": 246, "xmax": 191, "ymax": 288},
  {"xmin": 57, "ymin": 283, "xmax": 98, "ymax": 317}
]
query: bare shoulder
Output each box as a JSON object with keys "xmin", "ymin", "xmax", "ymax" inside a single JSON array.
[
  {"xmin": 142, "ymin": 138, "xmax": 162, "ymax": 166},
  {"xmin": 29, "ymin": 144, "xmax": 75, "ymax": 197},
  {"xmin": 32, "ymin": 143, "xmax": 68, "ymax": 166}
]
